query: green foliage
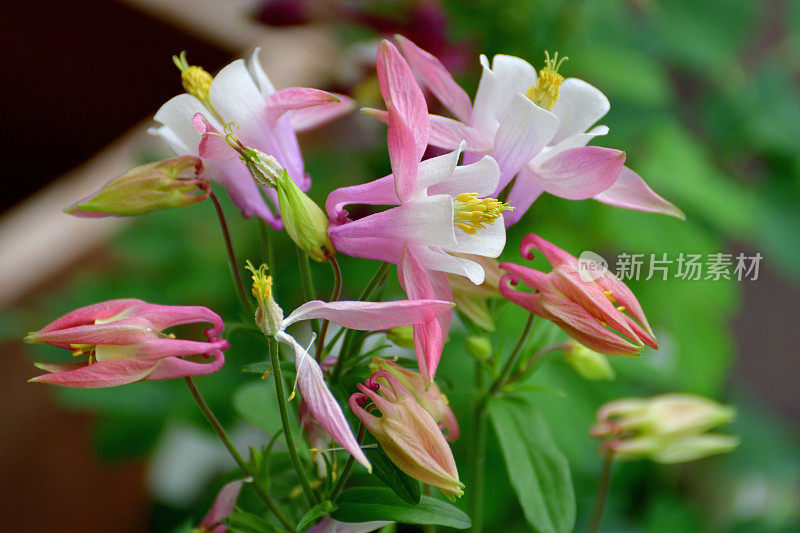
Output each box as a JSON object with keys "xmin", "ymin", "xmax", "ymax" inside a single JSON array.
[
  {"xmin": 331, "ymin": 487, "xmax": 471, "ymax": 528},
  {"xmin": 363, "ymin": 441, "xmax": 422, "ymax": 504}
]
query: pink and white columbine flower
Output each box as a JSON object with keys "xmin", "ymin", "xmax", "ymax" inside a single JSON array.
[
  {"xmin": 247, "ymin": 264, "xmax": 453, "ymax": 471},
  {"xmin": 25, "ymin": 299, "xmax": 228, "ymax": 387},
  {"xmin": 499, "ymin": 234, "xmax": 658, "ymax": 356},
  {"xmin": 395, "ymin": 35, "xmax": 683, "ymax": 225},
  {"xmin": 150, "ymin": 50, "xmax": 353, "ymax": 229},
  {"xmin": 326, "ymin": 41, "xmax": 507, "ymax": 382}
]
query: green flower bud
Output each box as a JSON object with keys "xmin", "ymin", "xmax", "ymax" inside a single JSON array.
[
  {"xmin": 65, "ymin": 156, "xmax": 208, "ymax": 217},
  {"xmin": 562, "ymin": 341, "xmax": 616, "ymax": 381},
  {"xmin": 386, "ymin": 326, "xmax": 415, "ymax": 349},
  {"xmin": 465, "ymin": 335, "xmax": 492, "ymax": 362}
]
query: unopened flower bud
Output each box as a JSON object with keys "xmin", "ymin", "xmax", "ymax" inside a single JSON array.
[
  {"xmin": 465, "ymin": 335, "xmax": 492, "ymax": 362},
  {"xmin": 245, "ymin": 261, "xmax": 284, "ymax": 335},
  {"xmin": 562, "ymin": 341, "xmax": 615, "ymax": 381},
  {"xmin": 591, "ymin": 393, "xmax": 738, "ymax": 464},
  {"xmin": 386, "ymin": 326, "xmax": 415, "ymax": 349},
  {"xmin": 370, "ymin": 358, "xmax": 459, "ymax": 440},
  {"xmin": 65, "ymin": 156, "xmax": 208, "ymax": 217},
  {"xmin": 349, "ymin": 370, "xmax": 464, "ymax": 499},
  {"xmin": 447, "ymin": 254, "xmax": 504, "ymax": 331}
]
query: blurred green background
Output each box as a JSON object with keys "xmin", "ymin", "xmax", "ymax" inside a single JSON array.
[{"xmin": 4, "ymin": 0, "xmax": 800, "ymax": 531}]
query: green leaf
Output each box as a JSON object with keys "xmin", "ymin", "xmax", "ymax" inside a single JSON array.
[
  {"xmin": 488, "ymin": 397, "xmax": 575, "ymax": 533},
  {"xmin": 363, "ymin": 443, "xmax": 421, "ymax": 504},
  {"xmin": 227, "ymin": 508, "xmax": 279, "ymax": 532},
  {"xmin": 296, "ymin": 501, "xmax": 336, "ymax": 532},
  {"xmin": 332, "ymin": 487, "xmax": 471, "ymax": 529}
]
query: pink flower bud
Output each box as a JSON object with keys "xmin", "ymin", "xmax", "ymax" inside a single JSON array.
[
  {"xmin": 196, "ymin": 478, "xmax": 246, "ymax": 532},
  {"xmin": 24, "ymin": 299, "xmax": 228, "ymax": 387},
  {"xmin": 65, "ymin": 156, "xmax": 209, "ymax": 217},
  {"xmin": 349, "ymin": 371, "xmax": 464, "ymax": 500},
  {"xmin": 370, "ymin": 358, "xmax": 459, "ymax": 440},
  {"xmin": 591, "ymin": 394, "xmax": 738, "ymax": 464},
  {"xmin": 500, "ymin": 234, "xmax": 657, "ymax": 356}
]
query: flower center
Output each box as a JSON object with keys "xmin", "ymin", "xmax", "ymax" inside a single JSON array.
[
  {"xmin": 172, "ymin": 51, "xmax": 222, "ymax": 121},
  {"xmin": 525, "ymin": 51, "xmax": 568, "ymax": 111},
  {"xmin": 246, "ymin": 260, "xmax": 284, "ymax": 335},
  {"xmin": 453, "ymin": 193, "xmax": 513, "ymax": 235}
]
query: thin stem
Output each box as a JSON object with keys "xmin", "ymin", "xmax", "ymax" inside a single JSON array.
[
  {"xmin": 329, "ymin": 423, "xmax": 365, "ymax": 501},
  {"xmin": 423, "ymin": 484, "xmax": 435, "ymax": 533},
  {"xmin": 258, "ymin": 218, "xmax": 274, "ymax": 270},
  {"xmin": 470, "ymin": 400, "xmax": 489, "ymax": 532},
  {"xmin": 267, "ymin": 336, "xmax": 320, "ymax": 506},
  {"xmin": 488, "ymin": 313, "xmax": 535, "ymax": 396},
  {"xmin": 296, "ymin": 247, "xmax": 319, "ymax": 336},
  {"xmin": 331, "ymin": 262, "xmax": 390, "ymax": 383},
  {"xmin": 506, "ymin": 342, "xmax": 571, "ymax": 386},
  {"xmin": 184, "ymin": 377, "xmax": 293, "ymax": 531},
  {"xmin": 209, "ymin": 190, "xmax": 253, "ymax": 315},
  {"xmin": 316, "ymin": 256, "xmax": 342, "ymax": 361},
  {"xmin": 588, "ymin": 451, "xmax": 615, "ymax": 533}
]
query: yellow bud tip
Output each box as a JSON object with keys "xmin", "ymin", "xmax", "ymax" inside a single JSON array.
[
  {"xmin": 173, "ymin": 51, "xmax": 214, "ymax": 103},
  {"xmin": 525, "ymin": 50, "xmax": 568, "ymax": 111},
  {"xmin": 452, "ymin": 193, "xmax": 514, "ymax": 235}
]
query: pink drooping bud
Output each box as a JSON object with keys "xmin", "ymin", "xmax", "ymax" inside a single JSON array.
[
  {"xmin": 591, "ymin": 394, "xmax": 739, "ymax": 464},
  {"xmin": 196, "ymin": 478, "xmax": 246, "ymax": 532},
  {"xmin": 65, "ymin": 156, "xmax": 209, "ymax": 217},
  {"xmin": 24, "ymin": 299, "xmax": 228, "ymax": 387},
  {"xmin": 349, "ymin": 370, "xmax": 464, "ymax": 500},
  {"xmin": 499, "ymin": 234, "xmax": 657, "ymax": 356},
  {"xmin": 370, "ymin": 358, "xmax": 459, "ymax": 441}
]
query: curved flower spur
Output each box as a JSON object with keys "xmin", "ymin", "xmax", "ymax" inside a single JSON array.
[
  {"xmin": 499, "ymin": 234, "xmax": 658, "ymax": 356},
  {"xmin": 25, "ymin": 299, "xmax": 229, "ymax": 387},
  {"xmin": 394, "ymin": 35, "xmax": 683, "ymax": 225}
]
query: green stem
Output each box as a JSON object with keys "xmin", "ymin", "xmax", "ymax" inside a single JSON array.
[
  {"xmin": 588, "ymin": 451, "xmax": 615, "ymax": 533},
  {"xmin": 258, "ymin": 218, "xmax": 275, "ymax": 270},
  {"xmin": 267, "ymin": 336, "xmax": 319, "ymax": 506},
  {"xmin": 184, "ymin": 377, "xmax": 293, "ymax": 531},
  {"xmin": 209, "ymin": 190, "xmax": 253, "ymax": 315},
  {"xmin": 488, "ymin": 313, "xmax": 535, "ymax": 396},
  {"xmin": 331, "ymin": 262, "xmax": 390, "ymax": 383},
  {"xmin": 329, "ymin": 423, "xmax": 365, "ymax": 501},
  {"xmin": 316, "ymin": 256, "xmax": 342, "ymax": 361}
]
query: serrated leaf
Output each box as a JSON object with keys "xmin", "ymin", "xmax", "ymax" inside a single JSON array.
[
  {"xmin": 363, "ymin": 443, "xmax": 421, "ymax": 504},
  {"xmin": 489, "ymin": 397, "xmax": 575, "ymax": 533},
  {"xmin": 332, "ymin": 487, "xmax": 470, "ymax": 528}
]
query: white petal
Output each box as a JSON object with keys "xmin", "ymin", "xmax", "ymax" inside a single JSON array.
[
  {"xmin": 413, "ymin": 246, "xmax": 486, "ymax": 285},
  {"xmin": 413, "ymin": 143, "xmax": 464, "ymax": 195},
  {"xmin": 470, "ymin": 55, "xmax": 500, "ymax": 135},
  {"xmin": 429, "ymin": 155, "xmax": 500, "ymax": 198},
  {"xmin": 148, "ymin": 125, "xmax": 193, "ymax": 156},
  {"xmin": 550, "ymin": 78, "xmax": 610, "ymax": 144},
  {"xmin": 489, "ymin": 54, "xmax": 537, "ymax": 115},
  {"xmin": 531, "ymin": 125, "xmax": 609, "ymax": 164},
  {"xmin": 208, "ymin": 59, "xmax": 265, "ymax": 124},
  {"xmin": 453, "ymin": 215, "xmax": 506, "ymax": 259},
  {"xmin": 246, "ymin": 48, "xmax": 276, "ymax": 97},
  {"xmin": 153, "ymin": 94, "xmax": 210, "ymax": 154}
]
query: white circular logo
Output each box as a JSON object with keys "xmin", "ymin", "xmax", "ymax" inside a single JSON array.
[{"xmin": 577, "ymin": 251, "xmax": 608, "ymax": 282}]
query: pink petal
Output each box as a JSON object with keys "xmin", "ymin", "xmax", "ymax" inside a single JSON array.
[
  {"xmin": 145, "ymin": 351, "xmax": 226, "ymax": 380},
  {"xmin": 199, "ymin": 479, "xmax": 246, "ymax": 530},
  {"xmin": 276, "ymin": 332, "xmax": 371, "ymax": 470},
  {"xmin": 288, "ymin": 94, "xmax": 355, "ymax": 132},
  {"xmin": 520, "ymin": 233, "xmax": 577, "ymax": 268},
  {"xmin": 283, "ymin": 300, "xmax": 454, "ymax": 330},
  {"xmin": 527, "ymin": 146, "xmax": 625, "ymax": 200},
  {"xmin": 595, "ymin": 271, "xmax": 656, "ymax": 339},
  {"xmin": 33, "ymin": 299, "xmax": 143, "ymax": 336},
  {"xmin": 133, "ymin": 302, "xmax": 226, "ymax": 338},
  {"xmin": 499, "ymin": 262, "xmax": 550, "ymax": 293},
  {"xmin": 132, "ymin": 336, "xmax": 230, "ymax": 360},
  {"xmin": 26, "ymin": 317, "xmax": 158, "ymax": 348},
  {"xmin": 264, "ymin": 87, "xmax": 343, "ymax": 121},
  {"xmin": 30, "ymin": 359, "xmax": 159, "ymax": 387},
  {"xmin": 387, "ymin": 107, "xmax": 421, "ymax": 203},
  {"xmin": 327, "ymin": 231, "xmax": 405, "ymax": 265},
  {"xmin": 394, "ymin": 35, "xmax": 472, "ymax": 123},
  {"xmin": 429, "ymin": 115, "xmax": 489, "ymax": 152},
  {"xmin": 325, "ymin": 174, "xmax": 399, "ymax": 222},
  {"xmin": 593, "ymin": 166, "xmax": 685, "ymax": 219},
  {"xmin": 492, "ymin": 94, "xmax": 559, "ymax": 191},
  {"xmin": 503, "ymin": 169, "xmax": 544, "ymax": 226},
  {"xmin": 399, "ymin": 245, "xmax": 445, "ymax": 382}
]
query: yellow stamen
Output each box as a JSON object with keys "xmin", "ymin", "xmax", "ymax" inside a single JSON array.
[
  {"xmin": 70, "ymin": 343, "xmax": 96, "ymax": 364},
  {"xmin": 172, "ymin": 51, "xmax": 223, "ymax": 123},
  {"xmin": 452, "ymin": 193, "xmax": 514, "ymax": 235},
  {"xmin": 525, "ymin": 51, "xmax": 568, "ymax": 111},
  {"xmin": 245, "ymin": 260, "xmax": 273, "ymax": 303}
]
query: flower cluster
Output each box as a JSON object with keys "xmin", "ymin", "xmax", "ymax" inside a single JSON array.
[{"xmin": 24, "ymin": 32, "xmax": 738, "ymax": 533}]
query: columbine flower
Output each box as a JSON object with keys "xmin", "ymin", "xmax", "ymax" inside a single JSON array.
[
  {"xmin": 446, "ymin": 254, "xmax": 504, "ymax": 331},
  {"xmin": 65, "ymin": 156, "xmax": 209, "ymax": 217},
  {"xmin": 370, "ymin": 358, "xmax": 459, "ymax": 441},
  {"xmin": 591, "ymin": 394, "xmax": 739, "ymax": 463},
  {"xmin": 246, "ymin": 263, "xmax": 453, "ymax": 471},
  {"xmin": 499, "ymin": 234, "xmax": 658, "ymax": 356},
  {"xmin": 395, "ymin": 35, "xmax": 683, "ymax": 225},
  {"xmin": 194, "ymin": 478, "xmax": 246, "ymax": 533},
  {"xmin": 349, "ymin": 370, "xmax": 464, "ymax": 500},
  {"xmin": 150, "ymin": 50, "xmax": 353, "ymax": 228},
  {"xmin": 25, "ymin": 299, "xmax": 228, "ymax": 387},
  {"xmin": 326, "ymin": 40, "xmax": 506, "ymax": 382}
]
